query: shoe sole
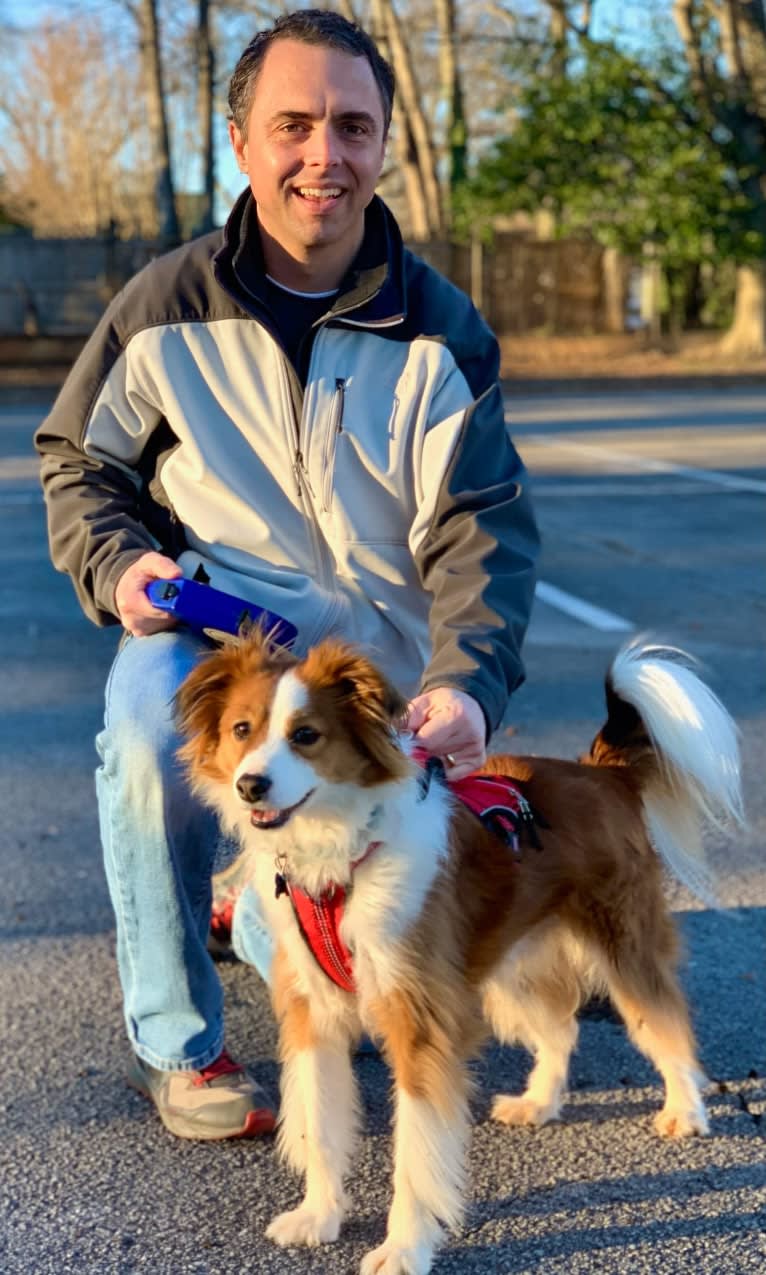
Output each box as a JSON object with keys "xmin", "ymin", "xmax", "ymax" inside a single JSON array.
[{"xmin": 127, "ymin": 1068, "xmax": 276, "ymax": 1141}]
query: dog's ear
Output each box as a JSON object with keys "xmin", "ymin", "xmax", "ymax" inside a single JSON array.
[
  {"xmin": 301, "ymin": 641, "xmax": 410, "ymax": 783},
  {"xmin": 303, "ymin": 641, "xmax": 408, "ymax": 725},
  {"xmin": 175, "ymin": 649, "xmax": 241, "ymax": 777}
]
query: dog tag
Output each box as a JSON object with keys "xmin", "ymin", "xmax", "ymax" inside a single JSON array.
[{"xmin": 275, "ymin": 872, "xmax": 289, "ymax": 899}]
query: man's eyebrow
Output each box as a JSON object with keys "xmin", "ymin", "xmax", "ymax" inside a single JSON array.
[{"xmin": 269, "ymin": 109, "xmax": 379, "ymax": 130}]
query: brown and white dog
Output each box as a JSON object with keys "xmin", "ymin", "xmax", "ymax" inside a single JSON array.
[{"xmin": 176, "ymin": 633, "xmax": 743, "ymax": 1275}]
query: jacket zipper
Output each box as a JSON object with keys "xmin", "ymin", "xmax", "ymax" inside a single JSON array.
[
  {"xmin": 321, "ymin": 378, "xmax": 346, "ymax": 513},
  {"xmin": 280, "ymin": 354, "xmax": 335, "ymax": 596}
]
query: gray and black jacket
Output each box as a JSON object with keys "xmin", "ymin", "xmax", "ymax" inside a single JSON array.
[{"xmin": 35, "ymin": 192, "xmax": 539, "ymax": 733}]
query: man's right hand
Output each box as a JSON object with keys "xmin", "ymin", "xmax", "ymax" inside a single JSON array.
[{"xmin": 114, "ymin": 551, "xmax": 183, "ymax": 637}]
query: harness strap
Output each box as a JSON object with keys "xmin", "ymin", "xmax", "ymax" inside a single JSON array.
[{"xmin": 283, "ymin": 841, "xmax": 383, "ymax": 994}]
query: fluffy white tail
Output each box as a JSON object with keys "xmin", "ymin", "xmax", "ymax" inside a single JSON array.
[{"xmin": 608, "ymin": 641, "xmax": 744, "ymax": 905}]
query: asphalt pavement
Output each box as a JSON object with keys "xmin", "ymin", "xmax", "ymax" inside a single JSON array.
[{"xmin": 0, "ymin": 384, "xmax": 764, "ymax": 1274}]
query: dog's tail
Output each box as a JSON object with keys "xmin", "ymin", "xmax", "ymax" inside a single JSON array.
[{"xmin": 588, "ymin": 640, "xmax": 744, "ymax": 905}]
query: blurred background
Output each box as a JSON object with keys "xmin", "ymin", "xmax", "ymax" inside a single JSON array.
[{"xmin": 1, "ymin": 0, "xmax": 765, "ymax": 382}]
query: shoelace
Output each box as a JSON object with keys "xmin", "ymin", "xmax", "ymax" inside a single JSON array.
[{"xmin": 193, "ymin": 1049, "xmax": 243, "ymax": 1087}]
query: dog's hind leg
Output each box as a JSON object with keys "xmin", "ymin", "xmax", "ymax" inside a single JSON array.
[
  {"xmin": 606, "ymin": 964, "xmax": 708, "ymax": 1138},
  {"xmin": 483, "ymin": 938, "xmax": 581, "ymax": 1129}
]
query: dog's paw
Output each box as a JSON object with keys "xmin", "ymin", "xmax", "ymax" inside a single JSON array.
[
  {"xmin": 360, "ymin": 1239, "xmax": 434, "ymax": 1275},
  {"xmin": 491, "ymin": 1093, "xmax": 558, "ymax": 1128},
  {"xmin": 654, "ymin": 1104, "xmax": 709, "ymax": 1139},
  {"xmin": 266, "ymin": 1203, "xmax": 343, "ymax": 1247}
]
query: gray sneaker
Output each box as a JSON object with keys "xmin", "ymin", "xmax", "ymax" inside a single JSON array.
[{"xmin": 127, "ymin": 1050, "xmax": 276, "ymax": 1140}]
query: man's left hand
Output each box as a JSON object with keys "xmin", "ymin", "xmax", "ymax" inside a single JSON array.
[{"xmin": 406, "ymin": 687, "xmax": 487, "ymax": 780}]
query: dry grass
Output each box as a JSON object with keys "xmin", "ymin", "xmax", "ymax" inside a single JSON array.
[{"xmin": 499, "ymin": 331, "xmax": 766, "ymax": 381}]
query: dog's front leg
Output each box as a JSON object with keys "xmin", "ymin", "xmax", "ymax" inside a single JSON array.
[
  {"xmin": 266, "ymin": 1037, "xmax": 359, "ymax": 1247},
  {"xmin": 361, "ymin": 995, "xmax": 470, "ymax": 1275}
]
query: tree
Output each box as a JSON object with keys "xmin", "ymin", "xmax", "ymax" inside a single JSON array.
[
  {"xmin": 459, "ymin": 40, "xmax": 760, "ymax": 337},
  {"xmin": 674, "ymin": 0, "xmax": 766, "ymax": 354},
  {"xmin": 0, "ymin": 17, "xmax": 158, "ymax": 236},
  {"xmin": 195, "ymin": 0, "xmax": 216, "ymax": 234},
  {"xmin": 135, "ymin": 0, "xmax": 181, "ymax": 247},
  {"xmin": 435, "ymin": 0, "xmax": 467, "ymax": 221}
]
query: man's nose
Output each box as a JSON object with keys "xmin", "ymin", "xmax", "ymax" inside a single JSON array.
[{"xmin": 304, "ymin": 122, "xmax": 341, "ymax": 167}]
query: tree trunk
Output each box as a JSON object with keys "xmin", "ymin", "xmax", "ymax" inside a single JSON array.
[
  {"xmin": 369, "ymin": 0, "xmax": 431, "ymax": 239},
  {"xmin": 601, "ymin": 246, "xmax": 626, "ymax": 333},
  {"xmin": 376, "ymin": 0, "xmax": 444, "ymax": 235},
  {"xmin": 719, "ymin": 263, "xmax": 766, "ymax": 355},
  {"xmin": 435, "ymin": 0, "xmax": 467, "ymax": 227},
  {"xmin": 547, "ymin": 0, "xmax": 569, "ymax": 78},
  {"xmin": 138, "ymin": 0, "xmax": 180, "ymax": 249},
  {"xmin": 195, "ymin": 0, "xmax": 215, "ymax": 235}
]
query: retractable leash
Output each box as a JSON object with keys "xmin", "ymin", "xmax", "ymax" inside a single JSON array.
[{"xmin": 146, "ymin": 577, "xmax": 298, "ymax": 647}]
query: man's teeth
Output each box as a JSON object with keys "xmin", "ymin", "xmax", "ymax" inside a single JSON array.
[{"xmin": 298, "ymin": 187, "xmax": 342, "ymax": 198}]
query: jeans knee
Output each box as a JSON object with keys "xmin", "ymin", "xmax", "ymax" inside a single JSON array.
[{"xmin": 103, "ymin": 630, "xmax": 209, "ymax": 740}]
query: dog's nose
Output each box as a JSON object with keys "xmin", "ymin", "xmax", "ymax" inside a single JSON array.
[{"xmin": 236, "ymin": 773, "xmax": 272, "ymax": 803}]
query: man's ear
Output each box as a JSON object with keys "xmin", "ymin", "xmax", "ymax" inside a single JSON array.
[{"xmin": 228, "ymin": 119, "xmax": 248, "ymax": 173}]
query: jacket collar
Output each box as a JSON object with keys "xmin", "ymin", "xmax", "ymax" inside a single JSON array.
[{"xmin": 213, "ymin": 189, "xmax": 406, "ymax": 329}]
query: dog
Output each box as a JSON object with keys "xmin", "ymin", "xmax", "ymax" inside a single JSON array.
[{"xmin": 176, "ymin": 632, "xmax": 743, "ymax": 1275}]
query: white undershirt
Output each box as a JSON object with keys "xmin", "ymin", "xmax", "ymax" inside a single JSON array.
[{"xmin": 265, "ymin": 274, "xmax": 339, "ymax": 300}]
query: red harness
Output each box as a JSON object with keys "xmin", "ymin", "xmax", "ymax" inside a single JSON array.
[
  {"xmin": 284, "ymin": 841, "xmax": 381, "ymax": 994},
  {"xmin": 281, "ymin": 754, "xmax": 532, "ymax": 994}
]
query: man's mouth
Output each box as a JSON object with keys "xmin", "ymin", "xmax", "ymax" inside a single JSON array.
[
  {"xmin": 293, "ymin": 186, "xmax": 344, "ymax": 208},
  {"xmin": 249, "ymin": 788, "xmax": 315, "ymax": 830}
]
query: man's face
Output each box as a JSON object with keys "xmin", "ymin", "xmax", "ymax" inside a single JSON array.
[{"xmin": 230, "ymin": 39, "xmax": 387, "ymax": 264}]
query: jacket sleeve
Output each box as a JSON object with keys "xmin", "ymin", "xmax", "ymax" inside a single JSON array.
[
  {"xmin": 34, "ymin": 304, "xmax": 171, "ymax": 627},
  {"xmin": 409, "ymin": 321, "xmax": 540, "ymax": 736}
]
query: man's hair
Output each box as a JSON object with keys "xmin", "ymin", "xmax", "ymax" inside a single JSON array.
[{"xmin": 228, "ymin": 9, "xmax": 395, "ymax": 139}]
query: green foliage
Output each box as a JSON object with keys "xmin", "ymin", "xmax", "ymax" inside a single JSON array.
[{"xmin": 456, "ymin": 41, "xmax": 762, "ymax": 272}]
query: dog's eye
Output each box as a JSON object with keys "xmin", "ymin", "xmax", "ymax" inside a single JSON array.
[
  {"xmin": 290, "ymin": 725, "xmax": 320, "ymax": 747},
  {"xmin": 232, "ymin": 721, "xmax": 251, "ymax": 740}
]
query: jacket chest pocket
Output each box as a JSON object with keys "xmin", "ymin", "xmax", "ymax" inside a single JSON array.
[
  {"xmin": 320, "ymin": 377, "xmax": 346, "ymax": 513},
  {"xmin": 308, "ymin": 369, "xmax": 415, "ymax": 543}
]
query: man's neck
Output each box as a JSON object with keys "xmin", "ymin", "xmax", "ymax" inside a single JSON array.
[{"xmin": 258, "ymin": 221, "xmax": 364, "ymax": 294}]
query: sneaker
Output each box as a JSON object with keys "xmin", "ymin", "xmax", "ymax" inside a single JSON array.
[
  {"xmin": 207, "ymin": 891, "xmax": 237, "ymax": 960},
  {"xmin": 207, "ymin": 854, "xmax": 253, "ymax": 961},
  {"xmin": 127, "ymin": 1049, "xmax": 276, "ymax": 1140}
]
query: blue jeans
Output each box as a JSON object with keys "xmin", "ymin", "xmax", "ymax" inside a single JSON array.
[{"xmin": 95, "ymin": 629, "xmax": 274, "ymax": 1071}]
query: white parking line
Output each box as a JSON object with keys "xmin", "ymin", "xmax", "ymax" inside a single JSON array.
[
  {"xmin": 531, "ymin": 481, "xmax": 716, "ymax": 497},
  {"xmin": 535, "ymin": 581, "xmax": 634, "ymax": 632},
  {"xmin": 0, "ymin": 457, "xmax": 40, "ymax": 480},
  {"xmin": 527, "ymin": 435, "xmax": 766, "ymax": 495}
]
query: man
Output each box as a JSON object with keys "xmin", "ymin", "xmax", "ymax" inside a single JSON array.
[{"xmin": 35, "ymin": 9, "xmax": 539, "ymax": 1141}]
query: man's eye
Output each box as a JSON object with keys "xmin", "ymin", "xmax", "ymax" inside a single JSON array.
[
  {"xmin": 290, "ymin": 725, "xmax": 320, "ymax": 747},
  {"xmin": 233, "ymin": 721, "xmax": 251, "ymax": 740}
]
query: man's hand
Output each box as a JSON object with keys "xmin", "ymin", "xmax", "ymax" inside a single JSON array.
[
  {"xmin": 114, "ymin": 551, "xmax": 183, "ymax": 637},
  {"xmin": 406, "ymin": 687, "xmax": 487, "ymax": 780}
]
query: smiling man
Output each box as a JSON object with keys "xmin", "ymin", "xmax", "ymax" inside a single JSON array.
[
  {"xmin": 228, "ymin": 35, "xmax": 388, "ymax": 290},
  {"xmin": 35, "ymin": 9, "xmax": 539, "ymax": 1141}
]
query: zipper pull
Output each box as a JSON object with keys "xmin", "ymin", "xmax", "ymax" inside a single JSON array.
[
  {"xmin": 291, "ymin": 456, "xmax": 303, "ymax": 499},
  {"xmin": 334, "ymin": 377, "xmax": 346, "ymax": 434},
  {"xmin": 294, "ymin": 449, "xmax": 316, "ymax": 498}
]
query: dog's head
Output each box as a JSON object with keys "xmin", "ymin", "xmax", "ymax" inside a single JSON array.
[{"xmin": 176, "ymin": 631, "xmax": 410, "ymax": 832}]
